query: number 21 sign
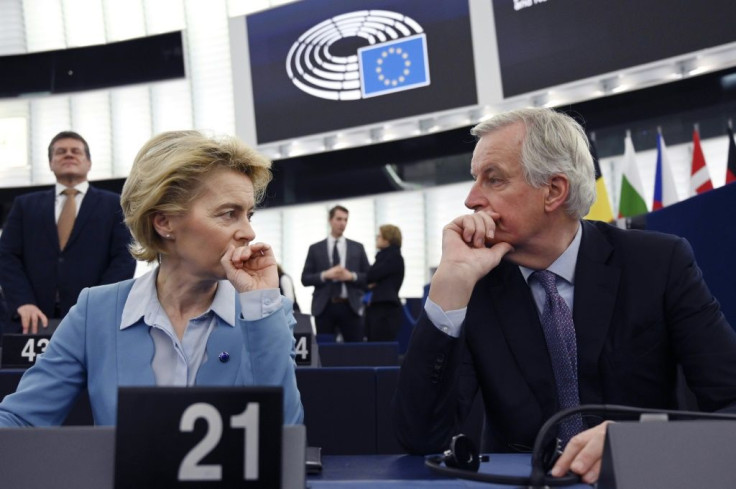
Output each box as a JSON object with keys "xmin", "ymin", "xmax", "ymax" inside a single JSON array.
[{"xmin": 115, "ymin": 387, "xmax": 283, "ymax": 489}]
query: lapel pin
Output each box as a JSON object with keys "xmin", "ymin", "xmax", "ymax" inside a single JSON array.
[{"xmin": 218, "ymin": 351, "xmax": 230, "ymax": 363}]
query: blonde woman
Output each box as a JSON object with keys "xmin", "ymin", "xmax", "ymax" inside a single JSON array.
[{"xmin": 0, "ymin": 131, "xmax": 303, "ymax": 426}]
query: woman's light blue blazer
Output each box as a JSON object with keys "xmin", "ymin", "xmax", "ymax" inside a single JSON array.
[{"xmin": 0, "ymin": 279, "xmax": 304, "ymax": 426}]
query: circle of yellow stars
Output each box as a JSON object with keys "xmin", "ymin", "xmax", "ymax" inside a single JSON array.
[{"xmin": 375, "ymin": 47, "xmax": 411, "ymax": 87}]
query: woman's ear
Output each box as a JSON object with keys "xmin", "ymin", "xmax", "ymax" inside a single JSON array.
[
  {"xmin": 545, "ymin": 174, "xmax": 570, "ymax": 212},
  {"xmin": 152, "ymin": 212, "xmax": 174, "ymax": 240}
]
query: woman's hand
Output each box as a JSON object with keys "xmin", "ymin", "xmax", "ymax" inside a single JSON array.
[{"xmin": 221, "ymin": 243, "xmax": 279, "ymax": 293}]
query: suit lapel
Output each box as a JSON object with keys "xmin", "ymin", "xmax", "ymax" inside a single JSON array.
[
  {"xmin": 345, "ymin": 239, "xmax": 355, "ymax": 268},
  {"xmin": 117, "ymin": 323, "xmax": 157, "ymax": 385},
  {"xmin": 198, "ymin": 292, "xmax": 243, "ymax": 385},
  {"xmin": 197, "ymin": 322, "xmax": 242, "ymax": 384},
  {"xmin": 325, "ymin": 239, "xmax": 333, "ymax": 267},
  {"xmin": 489, "ymin": 263, "xmax": 558, "ymax": 418},
  {"xmin": 66, "ymin": 185, "xmax": 97, "ymax": 248},
  {"xmin": 573, "ymin": 221, "xmax": 620, "ymax": 404},
  {"xmin": 42, "ymin": 189, "xmax": 59, "ymax": 248},
  {"xmin": 116, "ymin": 281, "xmax": 156, "ymax": 386}
]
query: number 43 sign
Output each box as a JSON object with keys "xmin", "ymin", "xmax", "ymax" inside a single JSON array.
[
  {"xmin": 0, "ymin": 334, "xmax": 51, "ymax": 368},
  {"xmin": 115, "ymin": 387, "xmax": 283, "ymax": 489}
]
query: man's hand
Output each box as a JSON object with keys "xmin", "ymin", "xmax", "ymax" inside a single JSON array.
[
  {"xmin": 323, "ymin": 266, "xmax": 353, "ymax": 282},
  {"xmin": 550, "ymin": 421, "xmax": 611, "ymax": 484},
  {"xmin": 428, "ymin": 212, "xmax": 514, "ymax": 311},
  {"xmin": 221, "ymin": 243, "xmax": 278, "ymax": 293},
  {"xmin": 17, "ymin": 304, "xmax": 48, "ymax": 335},
  {"xmin": 322, "ymin": 265, "xmax": 343, "ymax": 281}
]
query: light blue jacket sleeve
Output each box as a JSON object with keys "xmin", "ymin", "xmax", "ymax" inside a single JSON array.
[
  {"xmin": 0, "ymin": 283, "xmax": 304, "ymax": 427},
  {"xmin": 0, "ymin": 289, "xmax": 90, "ymax": 426},
  {"xmin": 238, "ymin": 294, "xmax": 304, "ymax": 425}
]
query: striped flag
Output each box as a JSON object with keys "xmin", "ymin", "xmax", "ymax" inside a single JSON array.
[
  {"xmin": 726, "ymin": 125, "xmax": 736, "ymax": 185},
  {"xmin": 690, "ymin": 128, "xmax": 714, "ymax": 196},
  {"xmin": 652, "ymin": 132, "xmax": 679, "ymax": 210},
  {"xmin": 584, "ymin": 135, "xmax": 614, "ymax": 222},
  {"xmin": 618, "ymin": 134, "xmax": 648, "ymax": 218}
]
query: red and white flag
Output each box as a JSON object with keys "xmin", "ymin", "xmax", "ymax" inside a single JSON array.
[{"xmin": 690, "ymin": 128, "xmax": 714, "ymax": 196}]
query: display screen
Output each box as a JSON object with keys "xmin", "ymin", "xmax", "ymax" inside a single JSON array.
[
  {"xmin": 243, "ymin": 0, "xmax": 477, "ymax": 144},
  {"xmin": 493, "ymin": 0, "xmax": 736, "ymax": 97}
]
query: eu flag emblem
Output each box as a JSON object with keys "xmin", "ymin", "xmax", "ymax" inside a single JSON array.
[{"xmin": 358, "ymin": 34, "xmax": 430, "ymax": 98}]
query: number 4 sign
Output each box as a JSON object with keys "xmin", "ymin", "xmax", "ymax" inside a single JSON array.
[{"xmin": 115, "ymin": 387, "xmax": 283, "ymax": 489}]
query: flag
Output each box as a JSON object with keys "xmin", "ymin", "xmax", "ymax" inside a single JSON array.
[
  {"xmin": 652, "ymin": 132, "xmax": 679, "ymax": 210},
  {"xmin": 359, "ymin": 34, "xmax": 430, "ymax": 98},
  {"xmin": 726, "ymin": 125, "xmax": 736, "ymax": 185},
  {"xmin": 690, "ymin": 128, "xmax": 714, "ymax": 195},
  {"xmin": 618, "ymin": 134, "xmax": 648, "ymax": 218},
  {"xmin": 584, "ymin": 136, "xmax": 614, "ymax": 222}
]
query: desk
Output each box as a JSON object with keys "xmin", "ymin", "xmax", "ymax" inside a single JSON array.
[
  {"xmin": 0, "ymin": 367, "xmax": 484, "ymax": 454},
  {"xmin": 308, "ymin": 454, "xmax": 591, "ymax": 488}
]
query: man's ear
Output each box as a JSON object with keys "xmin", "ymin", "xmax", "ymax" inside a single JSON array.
[
  {"xmin": 152, "ymin": 212, "xmax": 174, "ymax": 239},
  {"xmin": 545, "ymin": 174, "xmax": 570, "ymax": 212}
]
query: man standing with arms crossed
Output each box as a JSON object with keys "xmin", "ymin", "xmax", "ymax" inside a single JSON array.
[{"xmin": 302, "ymin": 205, "xmax": 370, "ymax": 342}]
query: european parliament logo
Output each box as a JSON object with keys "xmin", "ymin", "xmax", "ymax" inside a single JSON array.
[
  {"xmin": 286, "ymin": 10, "xmax": 431, "ymax": 101},
  {"xmin": 358, "ymin": 34, "xmax": 429, "ymax": 97}
]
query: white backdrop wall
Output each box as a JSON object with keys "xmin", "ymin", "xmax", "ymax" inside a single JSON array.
[
  {"xmin": 1, "ymin": 0, "xmax": 735, "ymax": 314},
  {"xmin": 252, "ymin": 183, "xmax": 472, "ymax": 314},
  {"xmin": 0, "ymin": 0, "xmax": 298, "ymax": 187}
]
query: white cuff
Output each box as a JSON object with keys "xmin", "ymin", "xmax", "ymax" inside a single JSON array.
[
  {"xmin": 424, "ymin": 297, "xmax": 466, "ymax": 338},
  {"xmin": 239, "ymin": 288, "xmax": 282, "ymax": 321}
]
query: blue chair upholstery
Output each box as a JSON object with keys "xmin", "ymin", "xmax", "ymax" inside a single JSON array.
[
  {"xmin": 296, "ymin": 367, "xmax": 377, "ymax": 454},
  {"xmin": 318, "ymin": 342, "xmax": 399, "ymax": 367}
]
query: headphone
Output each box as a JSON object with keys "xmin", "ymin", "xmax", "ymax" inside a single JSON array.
[{"xmin": 425, "ymin": 404, "xmax": 736, "ymax": 488}]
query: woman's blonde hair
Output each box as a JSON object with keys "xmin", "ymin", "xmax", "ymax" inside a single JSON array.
[
  {"xmin": 379, "ymin": 224, "xmax": 402, "ymax": 248},
  {"xmin": 121, "ymin": 130, "xmax": 272, "ymax": 262}
]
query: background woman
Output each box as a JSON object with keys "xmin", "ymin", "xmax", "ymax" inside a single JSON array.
[
  {"xmin": 365, "ymin": 224, "xmax": 405, "ymax": 341},
  {"xmin": 0, "ymin": 130, "xmax": 303, "ymax": 426}
]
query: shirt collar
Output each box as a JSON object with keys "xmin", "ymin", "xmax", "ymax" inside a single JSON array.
[
  {"xmin": 55, "ymin": 181, "xmax": 89, "ymax": 196},
  {"xmin": 120, "ymin": 268, "xmax": 236, "ymax": 330},
  {"xmin": 520, "ymin": 223, "xmax": 583, "ymax": 285}
]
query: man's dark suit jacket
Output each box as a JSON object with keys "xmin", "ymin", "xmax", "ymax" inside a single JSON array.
[
  {"xmin": 367, "ymin": 245, "xmax": 404, "ymax": 305},
  {"xmin": 301, "ymin": 238, "xmax": 370, "ymax": 316},
  {"xmin": 0, "ymin": 186, "xmax": 136, "ymax": 330},
  {"xmin": 394, "ymin": 220, "xmax": 736, "ymax": 454}
]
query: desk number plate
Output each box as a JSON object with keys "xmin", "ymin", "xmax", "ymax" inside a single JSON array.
[
  {"xmin": 115, "ymin": 386, "xmax": 283, "ymax": 489},
  {"xmin": 1, "ymin": 334, "xmax": 51, "ymax": 368}
]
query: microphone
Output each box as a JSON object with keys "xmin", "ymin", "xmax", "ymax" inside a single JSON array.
[{"xmin": 426, "ymin": 403, "xmax": 736, "ymax": 488}]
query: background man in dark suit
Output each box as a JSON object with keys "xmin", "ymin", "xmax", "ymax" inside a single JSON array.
[
  {"xmin": 301, "ymin": 205, "xmax": 370, "ymax": 342},
  {"xmin": 394, "ymin": 108, "xmax": 736, "ymax": 484},
  {"xmin": 0, "ymin": 131, "xmax": 136, "ymax": 334}
]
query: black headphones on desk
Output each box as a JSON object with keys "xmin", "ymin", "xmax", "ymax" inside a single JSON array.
[
  {"xmin": 425, "ymin": 404, "xmax": 736, "ymax": 488},
  {"xmin": 425, "ymin": 432, "xmax": 580, "ymax": 487}
]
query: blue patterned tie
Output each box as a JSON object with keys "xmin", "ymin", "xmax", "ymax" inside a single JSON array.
[{"xmin": 533, "ymin": 270, "xmax": 585, "ymax": 444}]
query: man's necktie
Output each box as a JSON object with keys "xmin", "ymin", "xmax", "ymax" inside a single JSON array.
[
  {"xmin": 533, "ymin": 270, "xmax": 585, "ymax": 445},
  {"xmin": 332, "ymin": 240, "xmax": 340, "ymax": 266},
  {"xmin": 57, "ymin": 188, "xmax": 79, "ymax": 250},
  {"xmin": 331, "ymin": 240, "xmax": 341, "ymax": 297}
]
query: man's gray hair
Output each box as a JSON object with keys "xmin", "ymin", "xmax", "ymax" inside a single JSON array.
[{"xmin": 471, "ymin": 107, "xmax": 596, "ymax": 219}]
